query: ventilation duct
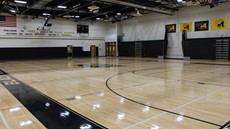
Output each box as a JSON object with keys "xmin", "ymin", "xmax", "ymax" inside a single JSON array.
[
  {"xmin": 32, "ymin": 0, "xmax": 54, "ymax": 9},
  {"xmin": 99, "ymin": 0, "xmax": 173, "ymax": 15}
]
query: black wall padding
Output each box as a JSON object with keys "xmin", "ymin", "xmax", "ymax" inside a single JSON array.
[
  {"xmin": 164, "ymin": 30, "xmax": 168, "ymax": 56},
  {"xmin": 0, "ymin": 47, "xmax": 83, "ymax": 60},
  {"xmin": 118, "ymin": 40, "xmax": 164, "ymax": 57},
  {"xmin": 118, "ymin": 41, "xmax": 135, "ymax": 57},
  {"xmin": 182, "ymin": 31, "xmax": 187, "ymax": 56},
  {"xmin": 96, "ymin": 47, "xmax": 99, "ymax": 57},
  {"xmin": 83, "ymin": 51, "xmax": 91, "ymax": 57},
  {"xmin": 141, "ymin": 40, "xmax": 164, "ymax": 57},
  {"xmin": 186, "ymin": 37, "xmax": 230, "ymax": 60},
  {"xmin": 73, "ymin": 47, "xmax": 83, "ymax": 57},
  {"xmin": 81, "ymin": 47, "xmax": 98, "ymax": 57},
  {"xmin": 184, "ymin": 39, "xmax": 215, "ymax": 60}
]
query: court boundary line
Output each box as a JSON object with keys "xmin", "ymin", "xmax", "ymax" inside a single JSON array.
[
  {"xmin": 132, "ymin": 68, "xmax": 230, "ymax": 88},
  {"xmin": 124, "ymin": 87, "xmax": 227, "ymax": 129},
  {"xmin": 220, "ymin": 120, "xmax": 230, "ymax": 129},
  {"xmin": 105, "ymin": 70, "xmax": 223, "ymax": 127},
  {"xmin": 0, "ymin": 69, "xmax": 107, "ymax": 129},
  {"xmin": 0, "ymin": 111, "xmax": 10, "ymax": 129}
]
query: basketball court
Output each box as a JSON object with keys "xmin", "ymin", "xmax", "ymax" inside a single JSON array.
[
  {"xmin": 0, "ymin": 0, "xmax": 230, "ymax": 129},
  {"xmin": 0, "ymin": 58, "xmax": 229, "ymax": 128}
]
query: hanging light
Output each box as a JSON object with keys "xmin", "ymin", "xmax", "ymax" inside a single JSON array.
[
  {"xmin": 14, "ymin": 0, "xmax": 27, "ymax": 4},
  {"xmin": 132, "ymin": 10, "xmax": 142, "ymax": 17},
  {"xmin": 88, "ymin": 5, "xmax": 99, "ymax": 10},
  {"xmin": 88, "ymin": 4, "xmax": 99, "ymax": 13},
  {"xmin": 57, "ymin": 5, "xmax": 67, "ymax": 9}
]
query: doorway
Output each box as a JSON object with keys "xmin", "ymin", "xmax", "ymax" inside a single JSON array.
[{"xmin": 105, "ymin": 42, "xmax": 116, "ymax": 57}]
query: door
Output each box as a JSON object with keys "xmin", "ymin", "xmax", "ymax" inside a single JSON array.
[{"xmin": 105, "ymin": 42, "xmax": 116, "ymax": 57}]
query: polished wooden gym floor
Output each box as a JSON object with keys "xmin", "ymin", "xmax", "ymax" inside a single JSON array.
[{"xmin": 0, "ymin": 57, "xmax": 229, "ymax": 129}]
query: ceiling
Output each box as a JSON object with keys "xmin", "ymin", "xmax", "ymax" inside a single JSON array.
[{"xmin": 0, "ymin": 0, "xmax": 228, "ymax": 23}]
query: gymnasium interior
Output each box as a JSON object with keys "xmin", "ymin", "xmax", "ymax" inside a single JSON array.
[{"xmin": 0, "ymin": 0, "xmax": 229, "ymax": 129}]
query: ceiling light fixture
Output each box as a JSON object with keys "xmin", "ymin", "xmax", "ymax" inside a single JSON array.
[
  {"xmin": 57, "ymin": 5, "xmax": 67, "ymax": 9},
  {"xmin": 137, "ymin": 10, "xmax": 141, "ymax": 15},
  {"xmin": 63, "ymin": 15, "xmax": 74, "ymax": 18},
  {"xmin": 117, "ymin": 13, "xmax": 121, "ymax": 15},
  {"xmin": 93, "ymin": 10, "xmax": 99, "ymax": 13},
  {"xmin": 177, "ymin": 0, "xmax": 183, "ymax": 2},
  {"xmin": 88, "ymin": 5, "xmax": 99, "ymax": 10},
  {"xmin": 132, "ymin": 10, "xmax": 142, "ymax": 17},
  {"xmin": 43, "ymin": 13, "xmax": 51, "ymax": 16},
  {"xmin": 14, "ymin": 0, "xmax": 27, "ymax": 4},
  {"xmin": 88, "ymin": 4, "xmax": 99, "ymax": 14},
  {"xmin": 10, "ymin": 9, "xmax": 17, "ymax": 13}
]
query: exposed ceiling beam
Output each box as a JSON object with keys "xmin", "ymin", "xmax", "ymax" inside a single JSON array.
[
  {"xmin": 7, "ymin": 2, "xmax": 88, "ymax": 15},
  {"xmin": 99, "ymin": 0, "xmax": 174, "ymax": 15},
  {"xmin": 150, "ymin": 2, "xmax": 179, "ymax": 11},
  {"xmin": 56, "ymin": 0, "xmax": 73, "ymax": 6},
  {"xmin": 20, "ymin": 0, "xmax": 54, "ymax": 15},
  {"xmin": 126, "ymin": 0, "xmax": 178, "ymax": 11},
  {"xmin": 77, "ymin": 7, "xmax": 129, "ymax": 21},
  {"xmin": 57, "ymin": 2, "xmax": 94, "ymax": 17}
]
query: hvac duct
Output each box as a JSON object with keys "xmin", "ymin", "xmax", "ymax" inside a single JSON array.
[{"xmin": 99, "ymin": 0, "xmax": 174, "ymax": 15}]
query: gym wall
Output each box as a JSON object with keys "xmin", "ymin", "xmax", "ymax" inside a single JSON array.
[
  {"xmin": 120, "ymin": 4, "xmax": 230, "ymax": 59},
  {"xmin": 0, "ymin": 17, "xmax": 107, "ymax": 60}
]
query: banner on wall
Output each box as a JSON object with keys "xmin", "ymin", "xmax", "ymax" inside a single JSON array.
[
  {"xmin": 195, "ymin": 20, "xmax": 209, "ymax": 31},
  {"xmin": 211, "ymin": 18, "xmax": 228, "ymax": 30},
  {"xmin": 180, "ymin": 22, "xmax": 193, "ymax": 32},
  {"xmin": 165, "ymin": 24, "xmax": 176, "ymax": 33}
]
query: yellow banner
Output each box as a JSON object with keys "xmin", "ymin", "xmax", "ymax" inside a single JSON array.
[
  {"xmin": 211, "ymin": 18, "xmax": 228, "ymax": 30},
  {"xmin": 180, "ymin": 22, "xmax": 193, "ymax": 32}
]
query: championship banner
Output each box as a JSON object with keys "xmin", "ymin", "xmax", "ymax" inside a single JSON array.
[
  {"xmin": 180, "ymin": 22, "xmax": 193, "ymax": 32},
  {"xmin": 211, "ymin": 18, "xmax": 228, "ymax": 30},
  {"xmin": 195, "ymin": 20, "xmax": 209, "ymax": 31},
  {"xmin": 165, "ymin": 24, "xmax": 176, "ymax": 33}
]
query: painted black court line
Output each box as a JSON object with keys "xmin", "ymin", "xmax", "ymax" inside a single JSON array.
[
  {"xmin": 105, "ymin": 70, "xmax": 222, "ymax": 127},
  {"xmin": 132, "ymin": 68, "xmax": 230, "ymax": 88},
  {"xmin": 182, "ymin": 69, "xmax": 229, "ymax": 75},
  {"xmin": 0, "ymin": 66, "xmax": 77, "ymax": 75},
  {"xmin": 197, "ymin": 82, "xmax": 206, "ymax": 85},
  {"xmin": 64, "ymin": 83, "xmax": 145, "ymax": 101},
  {"xmin": 0, "ymin": 70, "xmax": 105, "ymax": 129},
  {"xmin": 118, "ymin": 58, "xmax": 158, "ymax": 62},
  {"xmin": 76, "ymin": 63, "xmax": 122, "ymax": 68},
  {"xmin": 220, "ymin": 121, "xmax": 230, "ymax": 129},
  {"xmin": 191, "ymin": 62, "xmax": 230, "ymax": 66},
  {"xmin": 117, "ymin": 58, "xmax": 230, "ymax": 67}
]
